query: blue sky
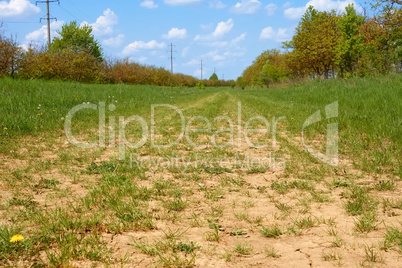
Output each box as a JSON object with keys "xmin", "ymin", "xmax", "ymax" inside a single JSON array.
[{"xmin": 1, "ymin": 0, "xmax": 362, "ymax": 80}]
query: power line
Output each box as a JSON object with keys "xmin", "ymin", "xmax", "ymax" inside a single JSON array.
[
  {"xmin": 36, "ymin": 0, "xmax": 60, "ymax": 47},
  {"xmin": 57, "ymin": 4, "xmax": 83, "ymax": 23},
  {"xmin": 1, "ymin": 21, "xmax": 41, "ymax": 24},
  {"xmin": 65, "ymin": 0, "xmax": 95, "ymax": 22}
]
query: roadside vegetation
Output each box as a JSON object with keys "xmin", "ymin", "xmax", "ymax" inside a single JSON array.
[{"xmin": 237, "ymin": 1, "xmax": 401, "ymax": 88}]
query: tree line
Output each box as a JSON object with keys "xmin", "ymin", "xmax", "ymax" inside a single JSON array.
[
  {"xmin": 0, "ymin": 21, "xmax": 234, "ymax": 87},
  {"xmin": 237, "ymin": 0, "xmax": 401, "ymax": 88}
]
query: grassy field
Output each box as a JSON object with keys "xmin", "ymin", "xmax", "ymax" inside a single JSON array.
[{"xmin": 0, "ymin": 74, "xmax": 401, "ymax": 267}]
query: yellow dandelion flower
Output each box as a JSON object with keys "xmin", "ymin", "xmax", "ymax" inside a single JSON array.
[
  {"xmin": 10, "ymin": 234, "xmax": 24, "ymax": 243},
  {"xmin": 3, "ymin": 127, "xmax": 7, "ymax": 130}
]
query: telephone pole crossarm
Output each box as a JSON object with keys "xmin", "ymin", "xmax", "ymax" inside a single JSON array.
[{"xmin": 36, "ymin": 0, "xmax": 60, "ymax": 47}]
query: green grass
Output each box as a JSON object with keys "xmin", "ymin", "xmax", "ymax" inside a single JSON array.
[
  {"xmin": 234, "ymin": 242, "xmax": 253, "ymax": 255},
  {"xmin": 261, "ymin": 225, "xmax": 283, "ymax": 238},
  {"xmin": 1, "ymin": 74, "xmax": 401, "ymax": 175},
  {"xmin": 231, "ymin": 74, "xmax": 402, "ymax": 177},
  {"xmin": 381, "ymin": 227, "xmax": 402, "ymax": 252},
  {"xmin": 0, "ymin": 74, "xmax": 401, "ymax": 266}
]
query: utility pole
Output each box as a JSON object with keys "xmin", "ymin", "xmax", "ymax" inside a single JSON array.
[
  {"xmin": 170, "ymin": 43, "xmax": 173, "ymax": 73},
  {"xmin": 200, "ymin": 59, "xmax": 204, "ymax": 80},
  {"xmin": 36, "ymin": 0, "xmax": 60, "ymax": 47},
  {"xmin": 167, "ymin": 43, "xmax": 176, "ymax": 73}
]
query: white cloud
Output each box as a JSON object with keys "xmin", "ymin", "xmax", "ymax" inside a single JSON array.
[
  {"xmin": 82, "ymin": 9, "xmax": 118, "ymax": 36},
  {"xmin": 103, "ymin": 34, "xmax": 124, "ymax": 47},
  {"xmin": 209, "ymin": 0, "xmax": 226, "ymax": 9},
  {"xmin": 194, "ymin": 18, "xmax": 234, "ymax": 41},
  {"xmin": 202, "ymin": 46, "xmax": 247, "ymax": 63},
  {"xmin": 260, "ymin": 27, "xmax": 275, "ymax": 39},
  {"xmin": 209, "ymin": 41, "xmax": 229, "ymax": 47},
  {"xmin": 283, "ymin": 2, "xmax": 292, "ymax": 9},
  {"xmin": 230, "ymin": 0, "xmax": 262, "ymax": 15},
  {"xmin": 200, "ymin": 23, "xmax": 214, "ymax": 32},
  {"xmin": 140, "ymin": 0, "xmax": 158, "ymax": 9},
  {"xmin": 123, "ymin": 40, "xmax": 166, "ymax": 54},
  {"xmin": 205, "ymin": 50, "xmax": 225, "ymax": 61},
  {"xmin": 260, "ymin": 26, "xmax": 291, "ymax": 42},
  {"xmin": 162, "ymin": 27, "xmax": 187, "ymax": 39},
  {"xmin": 265, "ymin": 3, "xmax": 277, "ymax": 16},
  {"xmin": 201, "ymin": 32, "xmax": 247, "ymax": 49},
  {"xmin": 0, "ymin": 0, "xmax": 40, "ymax": 18},
  {"xmin": 184, "ymin": 59, "xmax": 199, "ymax": 66},
  {"xmin": 25, "ymin": 20, "xmax": 64, "ymax": 42},
  {"xmin": 19, "ymin": 43, "xmax": 29, "ymax": 51},
  {"xmin": 231, "ymin": 32, "xmax": 247, "ymax": 45},
  {"xmin": 284, "ymin": 0, "xmax": 359, "ymax": 20},
  {"xmin": 212, "ymin": 18, "xmax": 234, "ymax": 37},
  {"xmin": 163, "ymin": 0, "xmax": 203, "ymax": 6}
]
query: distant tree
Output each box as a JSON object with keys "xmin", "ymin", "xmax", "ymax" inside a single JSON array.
[
  {"xmin": 0, "ymin": 34, "xmax": 21, "ymax": 77},
  {"xmin": 209, "ymin": 73, "xmax": 218, "ymax": 80},
  {"xmin": 336, "ymin": 4, "xmax": 366, "ymax": 77},
  {"xmin": 236, "ymin": 76, "xmax": 247, "ymax": 89},
  {"xmin": 50, "ymin": 21, "xmax": 103, "ymax": 62},
  {"xmin": 283, "ymin": 6, "xmax": 339, "ymax": 79},
  {"xmin": 365, "ymin": 0, "xmax": 402, "ymax": 73},
  {"xmin": 242, "ymin": 49, "xmax": 288, "ymax": 85},
  {"xmin": 259, "ymin": 60, "xmax": 288, "ymax": 86}
]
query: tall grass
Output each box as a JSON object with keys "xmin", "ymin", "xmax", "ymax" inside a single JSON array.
[
  {"xmin": 0, "ymin": 78, "xmax": 218, "ymax": 152},
  {"xmin": 233, "ymin": 74, "xmax": 401, "ymax": 176},
  {"xmin": 1, "ymin": 74, "xmax": 401, "ymax": 175}
]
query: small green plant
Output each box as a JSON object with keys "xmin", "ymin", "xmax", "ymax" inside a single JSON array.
[
  {"xmin": 344, "ymin": 185, "xmax": 377, "ymax": 216},
  {"xmin": 230, "ymin": 228, "xmax": 247, "ymax": 236},
  {"xmin": 234, "ymin": 242, "xmax": 253, "ymax": 255},
  {"xmin": 274, "ymin": 201, "xmax": 292, "ymax": 213},
  {"xmin": 34, "ymin": 178, "xmax": 60, "ymax": 189},
  {"xmin": 362, "ymin": 245, "xmax": 384, "ymax": 266},
  {"xmin": 331, "ymin": 179, "xmax": 351, "ymax": 188},
  {"xmin": 375, "ymin": 180, "xmax": 396, "ymax": 191},
  {"xmin": 381, "ymin": 227, "xmax": 402, "ymax": 252},
  {"xmin": 163, "ymin": 198, "xmax": 188, "ymax": 212},
  {"xmin": 173, "ymin": 241, "xmax": 200, "ymax": 254},
  {"xmin": 270, "ymin": 181, "xmax": 289, "ymax": 195},
  {"xmin": 261, "ymin": 225, "xmax": 282, "ymax": 238},
  {"xmin": 294, "ymin": 216, "xmax": 317, "ymax": 230},
  {"xmin": 265, "ymin": 246, "xmax": 281, "ymax": 258},
  {"xmin": 204, "ymin": 228, "xmax": 220, "ymax": 242},
  {"xmin": 331, "ymin": 236, "xmax": 344, "ymax": 248},
  {"xmin": 221, "ymin": 251, "xmax": 233, "ymax": 261},
  {"xmin": 355, "ymin": 211, "xmax": 378, "ymax": 233},
  {"xmin": 322, "ymin": 250, "xmax": 342, "ymax": 261}
]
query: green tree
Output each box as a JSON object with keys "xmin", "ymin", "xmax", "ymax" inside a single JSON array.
[
  {"xmin": 0, "ymin": 23, "xmax": 21, "ymax": 77},
  {"xmin": 283, "ymin": 6, "xmax": 339, "ymax": 79},
  {"xmin": 209, "ymin": 73, "xmax": 218, "ymax": 80},
  {"xmin": 258, "ymin": 60, "xmax": 288, "ymax": 86},
  {"xmin": 50, "ymin": 21, "xmax": 103, "ymax": 61},
  {"xmin": 242, "ymin": 49, "xmax": 288, "ymax": 85},
  {"xmin": 366, "ymin": 0, "xmax": 402, "ymax": 73},
  {"xmin": 236, "ymin": 76, "xmax": 247, "ymax": 89},
  {"xmin": 336, "ymin": 4, "xmax": 365, "ymax": 77}
]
